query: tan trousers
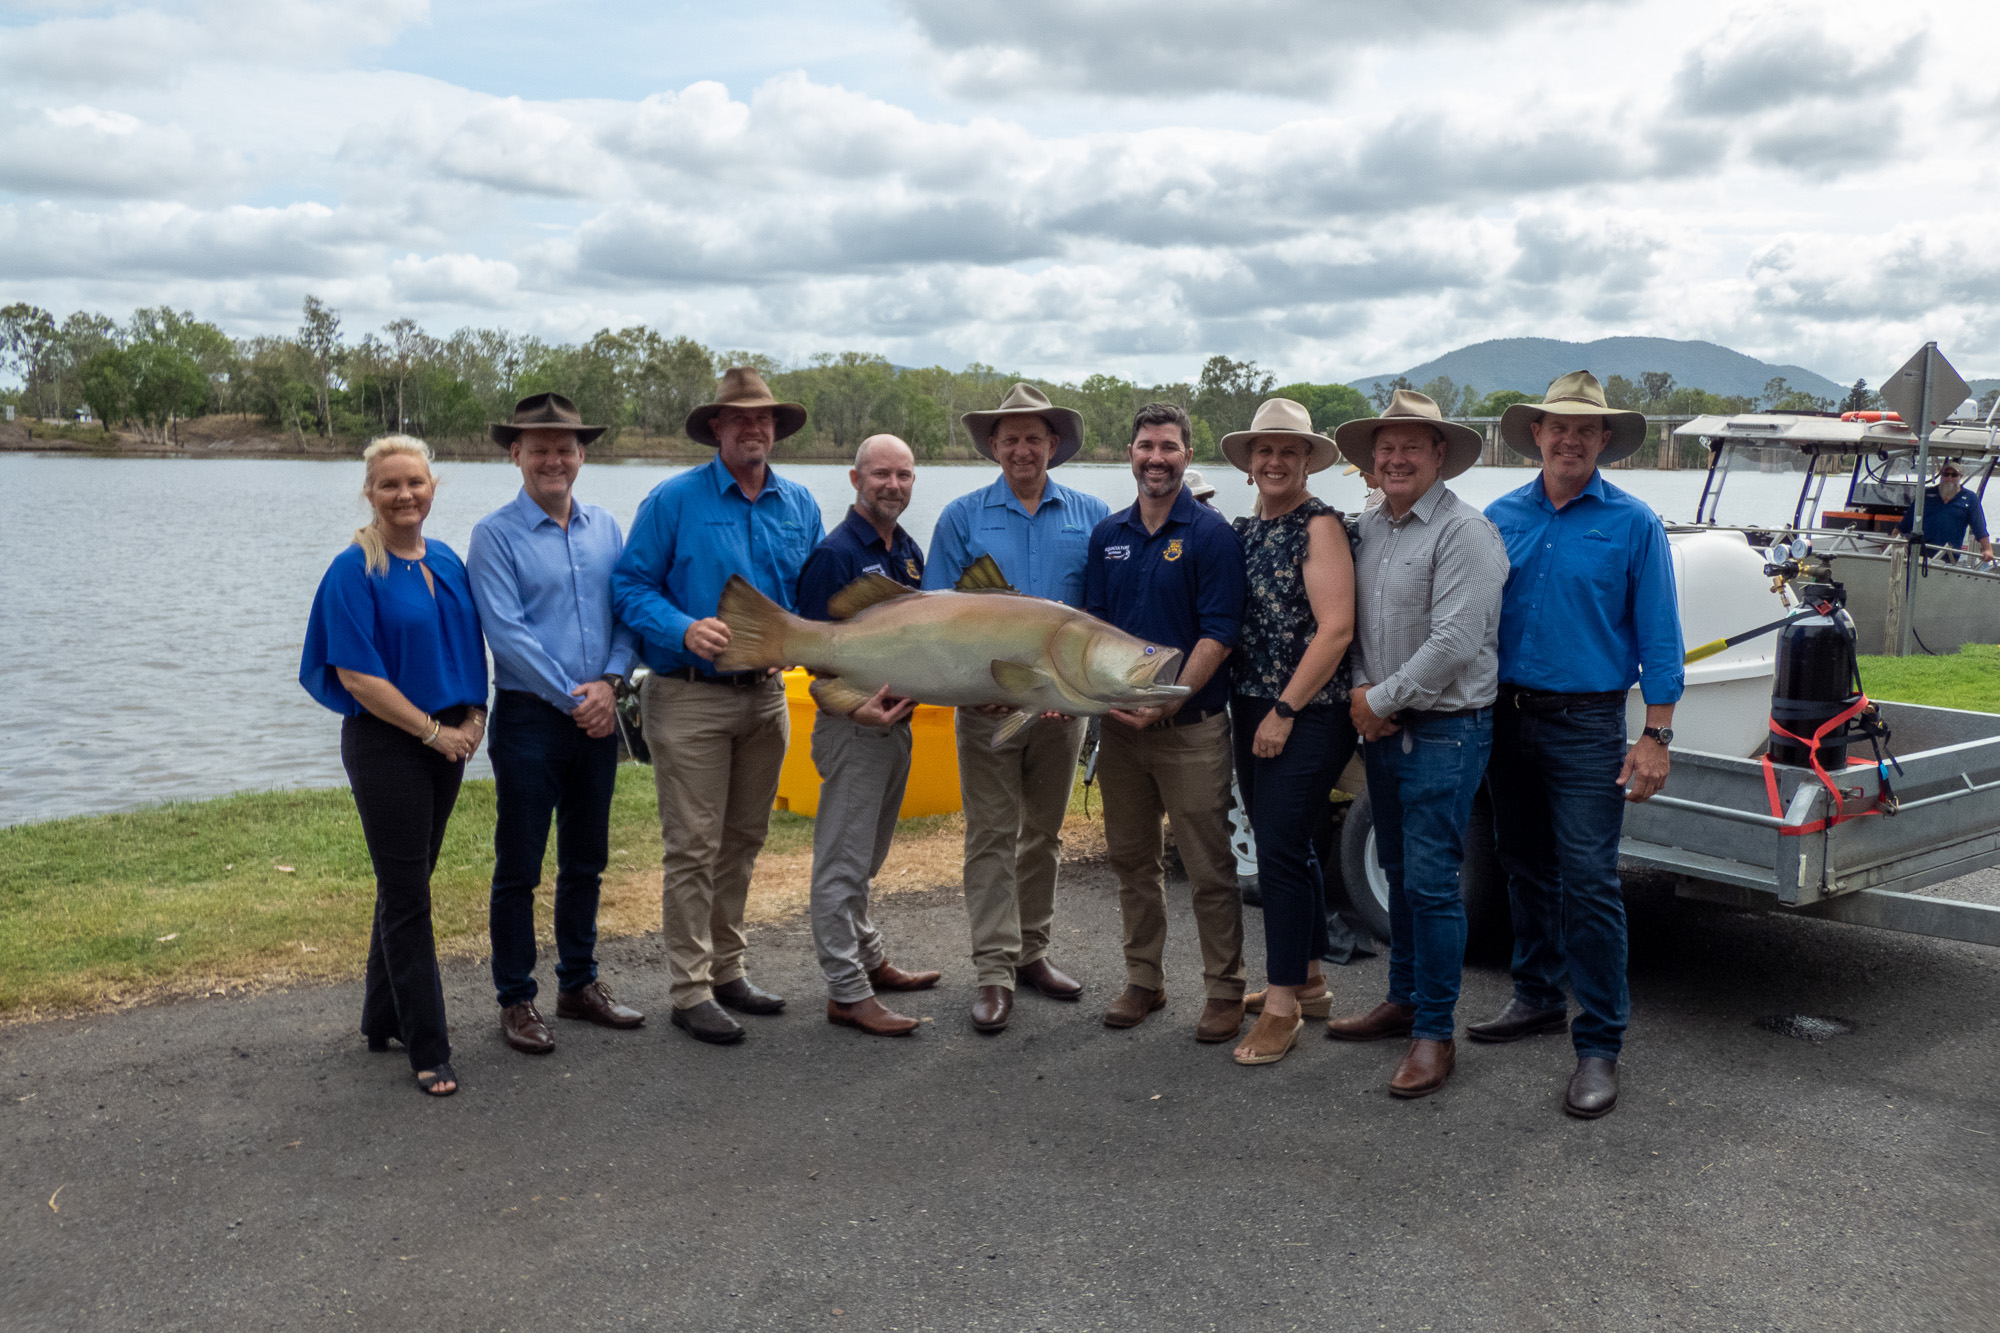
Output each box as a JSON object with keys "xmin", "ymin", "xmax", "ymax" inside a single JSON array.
[
  {"xmin": 641, "ymin": 672, "xmax": 789, "ymax": 1009},
  {"xmin": 1096, "ymin": 711, "xmax": 1245, "ymax": 1000},
  {"xmin": 955, "ymin": 709, "xmax": 1087, "ymax": 989}
]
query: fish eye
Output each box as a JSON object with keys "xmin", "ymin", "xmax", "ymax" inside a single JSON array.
[{"xmin": 1144, "ymin": 647, "xmax": 1155, "ymax": 655}]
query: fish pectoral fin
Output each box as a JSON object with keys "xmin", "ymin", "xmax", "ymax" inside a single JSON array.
[
  {"xmin": 826, "ymin": 573, "xmax": 916, "ymax": 620},
  {"xmin": 954, "ymin": 554, "xmax": 1020, "ymax": 594},
  {"xmin": 808, "ymin": 675, "xmax": 876, "ymax": 715},
  {"xmin": 989, "ymin": 659, "xmax": 1053, "ymax": 693},
  {"xmin": 990, "ymin": 711, "xmax": 1038, "ymax": 747}
]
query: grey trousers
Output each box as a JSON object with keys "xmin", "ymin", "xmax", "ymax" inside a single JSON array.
[{"xmin": 808, "ymin": 711, "xmax": 913, "ymax": 1003}]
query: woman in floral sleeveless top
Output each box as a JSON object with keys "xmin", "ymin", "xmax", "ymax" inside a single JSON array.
[{"xmin": 1221, "ymin": 399, "xmax": 1359, "ymax": 1067}]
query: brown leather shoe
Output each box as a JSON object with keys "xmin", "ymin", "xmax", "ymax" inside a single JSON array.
[
  {"xmin": 501, "ymin": 1001, "xmax": 554, "ymax": 1054},
  {"xmin": 1389, "ymin": 1038, "xmax": 1455, "ymax": 1098},
  {"xmin": 1325, "ymin": 1000, "xmax": 1416, "ymax": 1042},
  {"xmin": 1016, "ymin": 958, "xmax": 1082, "ymax": 1000},
  {"xmin": 868, "ymin": 961, "xmax": 942, "ymax": 992},
  {"xmin": 828, "ymin": 996, "xmax": 921, "ymax": 1037},
  {"xmin": 1102, "ymin": 984, "xmax": 1166, "ymax": 1028},
  {"xmin": 971, "ymin": 985, "xmax": 1013, "ymax": 1033},
  {"xmin": 1195, "ymin": 998, "xmax": 1246, "ymax": 1043},
  {"xmin": 556, "ymin": 981, "xmax": 644, "ymax": 1029},
  {"xmin": 713, "ymin": 977, "xmax": 786, "ymax": 1015}
]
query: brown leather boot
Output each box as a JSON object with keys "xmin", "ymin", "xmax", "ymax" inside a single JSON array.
[
  {"xmin": 1389, "ymin": 1038, "xmax": 1455, "ymax": 1098},
  {"xmin": 1325, "ymin": 1001, "xmax": 1416, "ymax": 1042},
  {"xmin": 827, "ymin": 996, "xmax": 920, "ymax": 1037},
  {"xmin": 868, "ymin": 961, "xmax": 942, "ymax": 992},
  {"xmin": 1016, "ymin": 958, "xmax": 1082, "ymax": 1000},
  {"xmin": 971, "ymin": 985, "xmax": 1013, "ymax": 1033},
  {"xmin": 1195, "ymin": 998, "xmax": 1246, "ymax": 1044},
  {"xmin": 1102, "ymin": 984, "xmax": 1165, "ymax": 1028}
]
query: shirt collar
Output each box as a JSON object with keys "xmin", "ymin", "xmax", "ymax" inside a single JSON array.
[
  {"xmin": 838, "ymin": 505, "xmax": 904, "ymax": 552},
  {"xmin": 984, "ymin": 473, "xmax": 1061, "ymax": 518},
  {"xmin": 1115, "ymin": 483, "xmax": 1198, "ymax": 534},
  {"xmin": 1533, "ymin": 469, "xmax": 1607, "ymax": 512},
  {"xmin": 1390, "ymin": 478, "xmax": 1450, "ymax": 525},
  {"xmin": 706, "ymin": 451, "xmax": 780, "ymax": 502},
  {"xmin": 510, "ymin": 486, "xmax": 584, "ymax": 531}
]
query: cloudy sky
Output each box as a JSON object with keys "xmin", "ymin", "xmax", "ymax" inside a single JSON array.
[{"xmin": 2, "ymin": 0, "xmax": 1995, "ymax": 385}]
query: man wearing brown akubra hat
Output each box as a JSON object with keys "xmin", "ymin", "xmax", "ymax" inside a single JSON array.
[
  {"xmin": 470, "ymin": 392, "xmax": 646, "ymax": 1055},
  {"xmin": 612, "ymin": 367, "xmax": 825, "ymax": 1045},
  {"xmin": 1324, "ymin": 389, "xmax": 1508, "ymax": 1101},
  {"xmin": 1471, "ymin": 370, "xmax": 1683, "ymax": 1120},
  {"xmin": 922, "ymin": 382, "xmax": 1109, "ymax": 1034}
]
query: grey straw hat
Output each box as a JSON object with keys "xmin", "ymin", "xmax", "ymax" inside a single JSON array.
[
  {"xmin": 686, "ymin": 367, "xmax": 808, "ymax": 448},
  {"xmin": 1334, "ymin": 389, "xmax": 1483, "ymax": 480},
  {"xmin": 489, "ymin": 392, "xmax": 607, "ymax": 448},
  {"xmin": 961, "ymin": 383, "xmax": 1084, "ymax": 466},
  {"xmin": 1500, "ymin": 370, "xmax": 1648, "ymax": 464},
  {"xmin": 1183, "ymin": 468, "xmax": 1217, "ymax": 500},
  {"xmin": 1219, "ymin": 398, "xmax": 1341, "ymax": 474}
]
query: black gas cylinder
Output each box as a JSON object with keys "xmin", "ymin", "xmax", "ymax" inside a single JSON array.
[{"xmin": 1769, "ymin": 614, "xmax": 1859, "ymax": 768}]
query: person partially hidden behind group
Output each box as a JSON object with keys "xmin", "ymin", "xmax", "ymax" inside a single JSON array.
[{"xmin": 299, "ymin": 435, "xmax": 489, "ymax": 1097}]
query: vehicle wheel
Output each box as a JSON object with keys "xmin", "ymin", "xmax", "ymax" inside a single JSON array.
[{"xmin": 1338, "ymin": 787, "xmax": 1512, "ymax": 959}]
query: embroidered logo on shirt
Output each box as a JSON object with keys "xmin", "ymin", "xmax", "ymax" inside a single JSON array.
[
  {"xmin": 1105, "ymin": 545, "xmax": 1131, "ymax": 561},
  {"xmin": 1163, "ymin": 539, "xmax": 1185, "ymax": 562},
  {"xmin": 862, "ymin": 562, "xmax": 886, "ymax": 576},
  {"xmin": 904, "ymin": 557, "xmax": 921, "ymax": 580}
]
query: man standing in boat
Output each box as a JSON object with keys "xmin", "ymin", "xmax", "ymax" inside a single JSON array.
[
  {"xmin": 1897, "ymin": 461, "xmax": 1993, "ymax": 565},
  {"xmin": 1473, "ymin": 370, "xmax": 1684, "ymax": 1120},
  {"xmin": 794, "ymin": 433, "xmax": 943, "ymax": 1037},
  {"xmin": 923, "ymin": 384, "xmax": 1110, "ymax": 1034}
]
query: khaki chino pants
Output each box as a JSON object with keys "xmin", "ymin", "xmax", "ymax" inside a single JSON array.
[
  {"xmin": 808, "ymin": 711, "xmax": 912, "ymax": 1003},
  {"xmin": 1096, "ymin": 711, "xmax": 1245, "ymax": 1000},
  {"xmin": 641, "ymin": 672, "xmax": 788, "ymax": 1009},
  {"xmin": 955, "ymin": 709, "xmax": 1087, "ymax": 989}
]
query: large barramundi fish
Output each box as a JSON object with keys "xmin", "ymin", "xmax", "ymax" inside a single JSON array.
[{"xmin": 714, "ymin": 555, "xmax": 1187, "ymax": 744}]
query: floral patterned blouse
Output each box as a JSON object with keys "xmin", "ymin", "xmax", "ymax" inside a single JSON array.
[{"xmin": 1231, "ymin": 496, "xmax": 1354, "ymax": 707}]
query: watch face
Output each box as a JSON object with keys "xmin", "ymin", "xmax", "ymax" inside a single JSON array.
[{"xmin": 1650, "ymin": 727, "xmax": 1673, "ymax": 745}]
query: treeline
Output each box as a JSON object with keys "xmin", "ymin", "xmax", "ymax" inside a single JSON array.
[{"xmin": 1366, "ymin": 369, "xmax": 1876, "ymax": 419}]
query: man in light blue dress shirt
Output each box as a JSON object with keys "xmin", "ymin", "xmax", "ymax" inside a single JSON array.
[
  {"xmin": 468, "ymin": 393, "xmax": 646, "ymax": 1056},
  {"xmin": 923, "ymin": 383, "xmax": 1110, "ymax": 1034}
]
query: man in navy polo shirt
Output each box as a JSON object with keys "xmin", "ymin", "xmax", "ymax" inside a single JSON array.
[
  {"xmin": 1084, "ymin": 402, "xmax": 1250, "ymax": 1043},
  {"xmin": 794, "ymin": 434, "xmax": 944, "ymax": 1038},
  {"xmin": 1897, "ymin": 461, "xmax": 1992, "ymax": 563}
]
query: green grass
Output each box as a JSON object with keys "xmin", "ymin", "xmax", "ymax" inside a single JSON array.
[{"xmin": 1855, "ymin": 643, "xmax": 2000, "ymax": 714}]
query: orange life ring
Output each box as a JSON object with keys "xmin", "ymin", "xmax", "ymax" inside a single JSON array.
[{"xmin": 1839, "ymin": 410, "xmax": 1902, "ymax": 422}]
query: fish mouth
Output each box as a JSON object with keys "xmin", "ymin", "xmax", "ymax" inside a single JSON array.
[{"xmin": 1107, "ymin": 647, "xmax": 1185, "ymax": 703}]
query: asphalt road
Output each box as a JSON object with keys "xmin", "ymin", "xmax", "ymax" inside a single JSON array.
[{"xmin": 6, "ymin": 861, "xmax": 1999, "ymax": 1332}]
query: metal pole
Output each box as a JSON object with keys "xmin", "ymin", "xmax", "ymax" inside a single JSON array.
[{"xmin": 1898, "ymin": 342, "xmax": 1940, "ymax": 657}]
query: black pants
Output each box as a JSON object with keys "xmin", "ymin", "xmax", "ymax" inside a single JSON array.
[{"xmin": 341, "ymin": 708, "xmax": 466, "ymax": 1071}]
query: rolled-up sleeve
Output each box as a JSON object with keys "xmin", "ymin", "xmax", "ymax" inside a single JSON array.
[
  {"xmin": 1373, "ymin": 517, "xmax": 1508, "ymax": 714},
  {"xmin": 611, "ymin": 491, "xmax": 695, "ymax": 654},
  {"xmin": 1632, "ymin": 515, "xmax": 1686, "ymax": 705}
]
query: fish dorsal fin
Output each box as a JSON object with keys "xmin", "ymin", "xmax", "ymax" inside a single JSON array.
[
  {"xmin": 955, "ymin": 553, "xmax": 1018, "ymax": 594},
  {"xmin": 990, "ymin": 711, "xmax": 1038, "ymax": 746},
  {"xmin": 808, "ymin": 674, "xmax": 875, "ymax": 715},
  {"xmin": 826, "ymin": 572, "xmax": 916, "ymax": 620}
]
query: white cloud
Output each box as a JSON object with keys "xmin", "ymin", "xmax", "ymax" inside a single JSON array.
[{"xmin": 0, "ymin": 103, "xmax": 232, "ymax": 198}]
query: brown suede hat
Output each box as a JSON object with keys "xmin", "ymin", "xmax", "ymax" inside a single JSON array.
[
  {"xmin": 686, "ymin": 367, "xmax": 808, "ymax": 448},
  {"xmin": 489, "ymin": 392, "xmax": 607, "ymax": 448}
]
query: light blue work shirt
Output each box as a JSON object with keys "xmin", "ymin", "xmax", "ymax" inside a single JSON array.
[
  {"xmin": 1486, "ymin": 471, "xmax": 1685, "ymax": 706},
  {"xmin": 467, "ymin": 489, "xmax": 638, "ymax": 714},
  {"xmin": 611, "ymin": 454, "xmax": 825, "ymax": 673},
  {"xmin": 922, "ymin": 474, "xmax": 1110, "ymax": 606}
]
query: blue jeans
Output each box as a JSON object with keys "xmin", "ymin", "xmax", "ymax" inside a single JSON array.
[
  {"xmin": 1233, "ymin": 696, "xmax": 1359, "ymax": 987},
  {"xmin": 1363, "ymin": 710, "xmax": 1492, "ymax": 1041},
  {"xmin": 488, "ymin": 691, "xmax": 619, "ymax": 1008},
  {"xmin": 1485, "ymin": 701, "xmax": 1630, "ymax": 1060}
]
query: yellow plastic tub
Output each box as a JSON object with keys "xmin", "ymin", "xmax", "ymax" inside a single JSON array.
[{"xmin": 772, "ymin": 668, "xmax": 964, "ymax": 818}]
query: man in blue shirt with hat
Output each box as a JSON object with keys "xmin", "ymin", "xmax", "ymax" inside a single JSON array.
[{"xmin": 1897, "ymin": 460, "xmax": 1992, "ymax": 563}]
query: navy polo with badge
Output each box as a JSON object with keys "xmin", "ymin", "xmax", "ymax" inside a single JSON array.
[
  {"xmin": 1084, "ymin": 485, "xmax": 1248, "ymax": 716},
  {"xmin": 795, "ymin": 506, "xmax": 926, "ymax": 622}
]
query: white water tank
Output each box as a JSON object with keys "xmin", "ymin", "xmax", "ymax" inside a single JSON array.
[{"xmin": 1625, "ymin": 529, "xmax": 1786, "ymax": 757}]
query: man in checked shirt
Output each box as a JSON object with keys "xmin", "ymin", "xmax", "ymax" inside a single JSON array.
[{"xmin": 1323, "ymin": 390, "xmax": 1508, "ymax": 1102}]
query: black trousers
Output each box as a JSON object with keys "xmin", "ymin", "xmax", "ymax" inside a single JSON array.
[{"xmin": 341, "ymin": 708, "xmax": 466, "ymax": 1071}]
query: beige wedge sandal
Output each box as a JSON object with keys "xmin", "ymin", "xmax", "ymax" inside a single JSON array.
[{"xmin": 1233, "ymin": 1009, "xmax": 1305, "ymax": 1065}]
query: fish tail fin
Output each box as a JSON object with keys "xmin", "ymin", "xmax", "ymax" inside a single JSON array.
[{"xmin": 715, "ymin": 576, "xmax": 801, "ymax": 671}]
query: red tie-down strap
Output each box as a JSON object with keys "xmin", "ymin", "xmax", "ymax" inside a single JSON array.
[{"xmin": 1760, "ymin": 694, "xmax": 1882, "ymax": 837}]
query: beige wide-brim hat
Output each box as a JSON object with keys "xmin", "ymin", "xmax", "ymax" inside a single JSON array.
[
  {"xmin": 1219, "ymin": 397, "xmax": 1340, "ymax": 475},
  {"xmin": 1500, "ymin": 370, "xmax": 1648, "ymax": 464},
  {"xmin": 961, "ymin": 382, "xmax": 1084, "ymax": 466},
  {"xmin": 685, "ymin": 367, "xmax": 808, "ymax": 448},
  {"xmin": 1183, "ymin": 468, "xmax": 1217, "ymax": 500},
  {"xmin": 1334, "ymin": 388, "xmax": 1484, "ymax": 480}
]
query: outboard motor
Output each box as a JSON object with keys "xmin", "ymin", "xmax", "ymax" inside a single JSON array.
[{"xmin": 1763, "ymin": 536, "xmax": 1861, "ymax": 769}]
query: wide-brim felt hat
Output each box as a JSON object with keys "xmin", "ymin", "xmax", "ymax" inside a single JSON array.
[
  {"xmin": 1500, "ymin": 370, "xmax": 1649, "ymax": 464},
  {"xmin": 1333, "ymin": 388, "xmax": 1484, "ymax": 480},
  {"xmin": 1219, "ymin": 397, "xmax": 1341, "ymax": 475},
  {"xmin": 686, "ymin": 367, "xmax": 808, "ymax": 448},
  {"xmin": 961, "ymin": 383, "xmax": 1083, "ymax": 467},
  {"xmin": 489, "ymin": 392, "xmax": 607, "ymax": 448}
]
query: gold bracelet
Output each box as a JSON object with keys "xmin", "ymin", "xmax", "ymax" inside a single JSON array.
[{"xmin": 423, "ymin": 717, "xmax": 441, "ymax": 746}]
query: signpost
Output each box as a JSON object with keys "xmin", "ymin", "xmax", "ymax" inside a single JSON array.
[{"xmin": 1879, "ymin": 343, "xmax": 1970, "ymax": 656}]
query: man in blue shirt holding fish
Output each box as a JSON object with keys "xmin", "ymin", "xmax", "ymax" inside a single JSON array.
[
  {"xmin": 470, "ymin": 393, "xmax": 646, "ymax": 1056},
  {"xmin": 1478, "ymin": 371, "xmax": 1684, "ymax": 1120},
  {"xmin": 612, "ymin": 369, "xmax": 825, "ymax": 1046},
  {"xmin": 924, "ymin": 383, "xmax": 1110, "ymax": 1034}
]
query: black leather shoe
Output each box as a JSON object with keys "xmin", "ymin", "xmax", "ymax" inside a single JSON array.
[
  {"xmin": 714, "ymin": 977, "xmax": 786, "ymax": 1015},
  {"xmin": 670, "ymin": 999, "xmax": 744, "ymax": 1045},
  {"xmin": 1565, "ymin": 1057, "xmax": 1618, "ymax": 1119},
  {"xmin": 1466, "ymin": 997, "xmax": 1570, "ymax": 1044}
]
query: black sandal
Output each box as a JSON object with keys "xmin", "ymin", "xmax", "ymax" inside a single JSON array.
[{"xmin": 415, "ymin": 1062, "xmax": 459, "ymax": 1097}]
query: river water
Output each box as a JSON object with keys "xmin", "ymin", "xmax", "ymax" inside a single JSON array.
[{"xmin": 0, "ymin": 453, "xmax": 1811, "ymax": 826}]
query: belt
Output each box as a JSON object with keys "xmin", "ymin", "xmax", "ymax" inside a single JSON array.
[
  {"xmin": 672, "ymin": 667, "xmax": 771, "ymax": 688},
  {"xmin": 1160, "ymin": 706, "xmax": 1222, "ymax": 728},
  {"xmin": 1499, "ymin": 685, "xmax": 1625, "ymax": 713},
  {"xmin": 1400, "ymin": 705, "xmax": 1490, "ymax": 724}
]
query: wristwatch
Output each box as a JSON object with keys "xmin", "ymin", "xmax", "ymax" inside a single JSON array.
[
  {"xmin": 1273, "ymin": 700, "xmax": 1298, "ymax": 720},
  {"xmin": 1642, "ymin": 725, "xmax": 1674, "ymax": 746}
]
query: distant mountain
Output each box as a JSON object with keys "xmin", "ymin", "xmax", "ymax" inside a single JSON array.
[{"xmin": 1350, "ymin": 337, "xmax": 1847, "ymax": 404}]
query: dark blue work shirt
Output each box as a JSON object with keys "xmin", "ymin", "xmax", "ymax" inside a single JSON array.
[
  {"xmin": 1485, "ymin": 471, "xmax": 1684, "ymax": 705},
  {"xmin": 300, "ymin": 541, "xmax": 488, "ymax": 717},
  {"xmin": 795, "ymin": 506, "xmax": 925, "ymax": 622},
  {"xmin": 1897, "ymin": 485, "xmax": 1989, "ymax": 553},
  {"xmin": 1083, "ymin": 486, "xmax": 1246, "ymax": 715}
]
